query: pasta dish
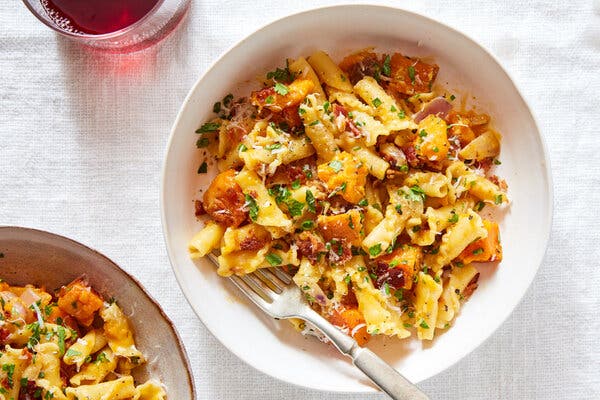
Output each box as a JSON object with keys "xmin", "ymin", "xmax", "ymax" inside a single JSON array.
[
  {"xmin": 0, "ymin": 278, "xmax": 165, "ymax": 399},
  {"xmin": 189, "ymin": 49, "xmax": 508, "ymax": 344}
]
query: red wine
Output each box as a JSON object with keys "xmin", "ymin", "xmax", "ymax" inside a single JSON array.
[{"xmin": 41, "ymin": 0, "xmax": 160, "ymax": 35}]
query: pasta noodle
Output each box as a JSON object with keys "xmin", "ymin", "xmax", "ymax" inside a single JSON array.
[{"xmin": 189, "ymin": 48, "xmax": 509, "ymax": 342}]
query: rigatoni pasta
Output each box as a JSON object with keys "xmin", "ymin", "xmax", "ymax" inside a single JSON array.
[{"xmin": 189, "ymin": 48, "xmax": 508, "ymax": 343}]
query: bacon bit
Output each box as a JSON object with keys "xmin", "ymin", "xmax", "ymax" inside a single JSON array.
[
  {"xmin": 239, "ymin": 236, "xmax": 269, "ymax": 251},
  {"xmin": 295, "ymin": 231, "xmax": 326, "ymax": 263},
  {"xmin": 373, "ymin": 262, "xmax": 407, "ymax": 290},
  {"xmin": 341, "ymin": 287, "xmax": 358, "ymax": 308},
  {"xmin": 462, "ymin": 273, "xmax": 480, "ymax": 299},
  {"xmin": 326, "ymin": 239, "xmax": 353, "ymax": 265},
  {"xmin": 194, "ymin": 200, "xmax": 206, "ymax": 217},
  {"xmin": 474, "ymin": 159, "xmax": 493, "ymax": 175},
  {"xmin": 413, "ymin": 97, "xmax": 452, "ymax": 123},
  {"xmin": 333, "ymin": 104, "xmax": 361, "ymax": 137},
  {"xmin": 0, "ymin": 327, "xmax": 10, "ymax": 345},
  {"xmin": 401, "ymin": 145, "xmax": 420, "ymax": 168}
]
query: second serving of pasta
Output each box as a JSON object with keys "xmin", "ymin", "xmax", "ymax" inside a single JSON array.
[{"xmin": 189, "ymin": 48, "xmax": 508, "ymax": 345}]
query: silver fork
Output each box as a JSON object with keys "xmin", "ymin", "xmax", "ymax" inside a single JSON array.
[{"xmin": 207, "ymin": 254, "xmax": 429, "ymax": 400}]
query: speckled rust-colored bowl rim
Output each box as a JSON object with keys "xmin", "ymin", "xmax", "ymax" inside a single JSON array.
[{"xmin": 0, "ymin": 226, "xmax": 195, "ymax": 398}]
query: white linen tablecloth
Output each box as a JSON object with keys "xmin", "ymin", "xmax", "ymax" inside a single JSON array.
[{"xmin": 1, "ymin": 1, "xmax": 599, "ymax": 398}]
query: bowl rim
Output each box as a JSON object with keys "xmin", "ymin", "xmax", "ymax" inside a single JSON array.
[
  {"xmin": 160, "ymin": 3, "xmax": 554, "ymax": 392},
  {"xmin": 0, "ymin": 225, "xmax": 197, "ymax": 398}
]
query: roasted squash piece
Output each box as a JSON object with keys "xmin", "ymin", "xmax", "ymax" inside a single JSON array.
[
  {"xmin": 317, "ymin": 209, "xmax": 363, "ymax": 246},
  {"xmin": 458, "ymin": 220, "xmax": 502, "ymax": 263},
  {"xmin": 328, "ymin": 306, "xmax": 370, "ymax": 346},
  {"xmin": 388, "ymin": 53, "xmax": 439, "ymax": 95},
  {"xmin": 317, "ymin": 151, "xmax": 368, "ymax": 204},
  {"xmin": 57, "ymin": 279, "xmax": 104, "ymax": 326},
  {"xmin": 414, "ymin": 115, "xmax": 450, "ymax": 164},
  {"xmin": 202, "ymin": 169, "xmax": 247, "ymax": 228},
  {"xmin": 251, "ymin": 78, "xmax": 314, "ymax": 112}
]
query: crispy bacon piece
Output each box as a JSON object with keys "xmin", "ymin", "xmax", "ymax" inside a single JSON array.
[
  {"xmin": 388, "ymin": 53, "xmax": 439, "ymax": 96},
  {"xmin": 194, "ymin": 200, "xmax": 206, "ymax": 217},
  {"xmin": 462, "ymin": 273, "xmax": 480, "ymax": 300},
  {"xmin": 333, "ymin": 104, "xmax": 361, "ymax": 137},
  {"xmin": 202, "ymin": 169, "xmax": 247, "ymax": 227},
  {"xmin": 373, "ymin": 245, "xmax": 423, "ymax": 290},
  {"xmin": 295, "ymin": 231, "xmax": 326, "ymax": 263}
]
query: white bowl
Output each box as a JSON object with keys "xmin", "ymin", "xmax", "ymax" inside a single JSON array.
[{"xmin": 161, "ymin": 5, "xmax": 552, "ymax": 393}]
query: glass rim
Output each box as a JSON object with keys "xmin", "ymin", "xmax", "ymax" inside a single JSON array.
[{"xmin": 21, "ymin": 0, "xmax": 166, "ymax": 39}]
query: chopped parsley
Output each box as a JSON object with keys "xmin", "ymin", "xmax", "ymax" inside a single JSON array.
[
  {"xmin": 305, "ymin": 190, "xmax": 316, "ymax": 213},
  {"xmin": 344, "ymin": 275, "xmax": 351, "ymax": 285},
  {"xmin": 65, "ymin": 348, "xmax": 82, "ymax": 357},
  {"xmin": 419, "ymin": 129, "xmax": 427, "ymax": 137},
  {"xmin": 195, "ymin": 122, "xmax": 220, "ymax": 134},
  {"xmin": 368, "ymin": 244, "xmax": 382, "ymax": 257},
  {"xmin": 408, "ymin": 185, "xmax": 426, "ymax": 202},
  {"xmin": 2, "ymin": 363, "xmax": 15, "ymax": 388},
  {"xmin": 274, "ymin": 82, "xmax": 289, "ymax": 95},
  {"xmin": 398, "ymin": 164, "xmax": 409, "ymax": 173},
  {"xmin": 448, "ymin": 211, "xmax": 459, "ymax": 223},
  {"xmin": 383, "ymin": 282, "xmax": 390, "ymax": 295},
  {"xmin": 382, "ymin": 55, "xmax": 391, "ymax": 77},
  {"xmin": 265, "ymin": 95, "xmax": 274, "ymax": 104},
  {"xmin": 265, "ymin": 253, "xmax": 282, "ymax": 266},
  {"xmin": 308, "ymin": 120, "xmax": 320, "ymax": 126},
  {"xmin": 419, "ymin": 319, "xmax": 430, "ymax": 329},
  {"xmin": 244, "ymin": 194, "xmax": 259, "ymax": 221},
  {"xmin": 408, "ymin": 66, "xmax": 416, "ymax": 84},
  {"xmin": 495, "ymin": 194, "xmax": 503, "ymax": 204},
  {"xmin": 493, "ymin": 159, "xmax": 502, "ymax": 165},
  {"xmin": 475, "ymin": 201, "xmax": 486, "ymax": 211},
  {"xmin": 323, "ymin": 101, "xmax": 331, "ymax": 114},
  {"xmin": 96, "ymin": 352, "xmax": 109, "ymax": 363},
  {"xmin": 301, "ymin": 220, "xmax": 315, "ymax": 230},
  {"xmin": 291, "ymin": 179, "xmax": 301, "ymax": 190},
  {"xmin": 57, "ymin": 326, "xmax": 66, "ymax": 356},
  {"xmin": 358, "ymin": 198, "xmax": 368, "ymax": 207},
  {"xmin": 266, "ymin": 65, "xmax": 294, "ymax": 83},
  {"xmin": 328, "ymin": 160, "xmax": 343, "ymax": 172},
  {"xmin": 196, "ymin": 137, "xmax": 210, "ymax": 148},
  {"xmin": 265, "ymin": 143, "xmax": 282, "ymax": 151},
  {"xmin": 449, "ymin": 94, "xmax": 456, "ymax": 101},
  {"xmin": 398, "ymin": 110, "xmax": 406, "ymax": 119},
  {"xmin": 286, "ymin": 199, "xmax": 305, "ymax": 217},
  {"xmin": 237, "ymin": 143, "xmax": 248, "ymax": 152},
  {"xmin": 197, "ymin": 162, "xmax": 208, "ymax": 174},
  {"xmin": 395, "ymin": 204, "xmax": 403, "ymax": 214},
  {"xmin": 302, "ymin": 164, "xmax": 313, "ymax": 179},
  {"xmin": 372, "ymin": 98, "xmax": 382, "ymax": 108},
  {"xmin": 472, "ymin": 248, "xmax": 484, "ymax": 255}
]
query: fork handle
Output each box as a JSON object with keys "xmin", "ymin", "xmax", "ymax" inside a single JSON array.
[
  {"xmin": 351, "ymin": 347, "xmax": 429, "ymax": 400},
  {"xmin": 303, "ymin": 309, "xmax": 429, "ymax": 400}
]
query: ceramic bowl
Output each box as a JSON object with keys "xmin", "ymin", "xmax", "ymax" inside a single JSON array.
[
  {"xmin": 0, "ymin": 226, "xmax": 195, "ymax": 398},
  {"xmin": 161, "ymin": 4, "xmax": 552, "ymax": 392}
]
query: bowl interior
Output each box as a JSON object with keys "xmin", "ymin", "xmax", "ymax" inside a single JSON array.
[
  {"xmin": 162, "ymin": 5, "xmax": 552, "ymax": 392},
  {"xmin": 0, "ymin": 226, "xmax": 195, "ymax": 398}
]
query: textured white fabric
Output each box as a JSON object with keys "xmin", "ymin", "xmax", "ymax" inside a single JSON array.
[{"xmin": 1, "ymin": 1, "xmax": 599, "ymax": 399}]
